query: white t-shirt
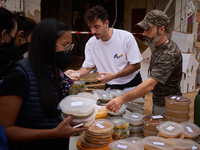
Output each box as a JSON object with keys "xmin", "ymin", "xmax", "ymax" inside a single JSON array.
[{"xmin": 82, "ymin": 28, "xmax": 143, "ymax": 85}]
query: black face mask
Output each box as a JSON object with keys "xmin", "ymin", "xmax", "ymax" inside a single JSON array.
[
  {"xmin": 55, "ymin": 50, "xmax": 73, "ymax": 69},
  {"xmin": 1, "ymin": 33, "xmax": 16, "ymax": 49},
  {"xmin": 19, "ymin": 42, "xmax": 30, "ymax": 54}
]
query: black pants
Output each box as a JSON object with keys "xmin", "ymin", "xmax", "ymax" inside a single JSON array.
[{"xmin": 105, "ymin": 72, "xmax": 142, "ymax": 90}]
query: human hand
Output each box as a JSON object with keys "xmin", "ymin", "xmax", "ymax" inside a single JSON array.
[
  {"xmin": 106, "ymin": 97, "xmax": 123, "ymax": 113},
  {"xmin": 55, "ymin": 116, "xmax": 87, "ymax": 138},
  {"xmin": 64, "ymin": 70, "xmax": 80, "ymax": 81},
  {"xmin": 96, "ymin": 72, "xmax": 115, "ymax": 82}
]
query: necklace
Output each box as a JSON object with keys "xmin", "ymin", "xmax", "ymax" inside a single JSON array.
[{"xmin": 154, "ymin": 38, "xmax": 168, "ymax": 51}]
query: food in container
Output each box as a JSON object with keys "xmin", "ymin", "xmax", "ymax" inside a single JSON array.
[
  {"xmin": 181, "ymin": 121, "xmax": 200, "ymax": 140},
  {"xmin": 109, "ymin": 89, "xmax": 126, "ymax": 97},
  {"xmin": 130, "ymin": 125, "xmax": 143, "ymax": 134},
  {"xmin": 165, "ymin": 95, "xmax": 191, "ymax": 111},
  {"xmin": 109, "ymin": 139, "xmax": 142, "ymax": 150},
  {"xmin": 58, "ymin": 95, "xmax": 95, "ymax": 118},
  {"xmin": 165, "ymin": 107, "xmax": 190, "ymax": 119},
  {"xmin": 84, "ymin": 129, "xmax": 114, "ymax": 139},
  {"xmin": 70, "ymin": 72, "xmax": 81, "ymax": 78},
  {"xmin": 69, "ymin": 80, "xmax": 86, "ymax": 94},
  {"xmin": 112, "ymin": 127, "xmax": 130, "ymax": 139},
  {"xmin": 143, "ymin": 114, "xmax": 170, "ymax": 132},
  {"xmin": 130, "ymin": 133, "xmax": 144, "ymax": 138},
  {"xmin": 108, "ymin": 104, "xmax": 127, "ymax": 117},
  {"xmin": 122, "ymin": 112, "xmax": 143, "ymax": 126},
  {"xmin": 109, "ymin": 117, "xmax": 130, "ymax": 131},
  {"xmin": 87, "ymin": 119, "xmax": 114, "ymax": 134},
  {"xmin": 191, "ymin": 141, "xmax": 200, "ymax": 150},
  {"xmin": 95, "ymin": 106, "xmax": 109, "ymax": 119},
  {"xmin": 169, "ymin": 116, "xmax": 190, "ymax": 123},
  {"xmin": 82, "ymin": 133, "xmax": 111, "ymax": 145},
  {"xmin": 142, "ymin": 136, "xmax": 175, "ymax": 150},
  {"xmin": 168, "ymin": 138, "xmax": 195, "ymax": 150},
  {"xmin": 143, "ymin": 127, "xmax": 158, "ymax": 137},
  {"xmin": 156, "ymin": 121, "xmax": 184, "ymax": 138},
  {"xmin": 93, "ymin": 90, "xmax": 113, "ymax": 103}
]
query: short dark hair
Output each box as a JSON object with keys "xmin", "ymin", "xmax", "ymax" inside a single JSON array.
[
  {"xmin": 85, "ymin": 5, "xmax": 108, "ymax": 24},
  {"xmin": 0, "ymin": 7, "xmax": 16, "ymax": 33},
  {"xmin": 14, "ymin": 11, "xmax": 37, "ymax": 37},
  {"xmin": 29, "ymin": 18, "xmax": 70, "ymax": 119}
]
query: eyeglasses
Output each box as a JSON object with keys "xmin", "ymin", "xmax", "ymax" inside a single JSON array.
[{"xmin": 56, "ymin": 43, "xmax": 74, "ymax": 54}]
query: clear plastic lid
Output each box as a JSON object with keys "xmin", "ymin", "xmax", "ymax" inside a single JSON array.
[
  {"xmin": 122, "ymin": 113, "xmax": 143, "ymax": 126},
  {"xmin": 169, "ymin": 138, "xmax": 194, "ymax": 149},
  {"xmin": 84, "ymin": 129, "xmax": 114, "ymax": 138},
  {"xmin": 156, "ymin": 121, "xmax": 184, "ymax": 137},
  {"xmin": 108, "ymin": 104, "xmax": 127, "ymax": 116},
  {"xmin": 143, "ymin": 114, "xmax": 170, "ymax": 125},
  {"xmin": 93, "ymin": 90, "xmax": 113, "ymax": 101},
  {"xmin": 181, "ymin": 121, "xmax": 200, "ymax": 138},
  {"xmin": 109, "ymin": 89, "xmax": 126, "ymax": 97},
  {"xmin": 125, "ymin": 137, "xmax": 143, "ymax": 144},
  {"xmin": 77, "ymin": 92, "xmax": 98, "ymax": 101},
  {"xmin": 109, "ymin": 117, "xmax": 130, "ymax": 127},
  {"xmin": 109, "ymin": 139, "xmax": 142, "ymax": 150},
  {"xmin": 58, "ymin": 95, "xmax": 95, "ymax": 117},
  {"xmin": 142, "ymin": 136, "xmax": 175, "ymax": 150},
  {"xmin": 132, "ymin": 97, "xmax": 146, "ymax": 105},
  {"xmin": 87, "ymin": 119, "xmax": 114, "ymax": 134},
  {"xmin": 165, "ymin": 95, "xmax": 191, "ymax": 103},
  {"xmin": 70, "ymin": 80, "xmax": 85, "ymax": 89}
]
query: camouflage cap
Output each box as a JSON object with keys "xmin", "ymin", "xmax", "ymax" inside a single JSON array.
[{"xmin": 136, "ymin": 10, "xmax": 170, "ymax": 29}]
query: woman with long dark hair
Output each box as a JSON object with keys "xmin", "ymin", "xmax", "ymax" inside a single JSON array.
[{"xmin": 0, "ymin": 18, "xmax": 86, "ymax": 150}]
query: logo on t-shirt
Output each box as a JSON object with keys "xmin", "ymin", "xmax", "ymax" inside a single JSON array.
[{"xmin": 114, "ymin": 53, "xmax": 123, "ymax": 59}]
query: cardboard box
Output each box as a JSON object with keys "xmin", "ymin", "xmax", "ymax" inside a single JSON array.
[
  {"xmin": 171, "ymin": 31, "xmax": 194, "ymax": 53},
  {"xmin": 140, "ymin": 59, "xmax": 150, "ymax": 81},
  {"xmin": 182, "ymin": 53, "xmax": 199, "ymax": 74},
  {"xmin": 134, "ymin": 36, "xmax": 151, "ymax": 59}
]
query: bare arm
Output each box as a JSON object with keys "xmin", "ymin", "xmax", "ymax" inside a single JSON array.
[
  {"xmin": 97, "ymin": 63, "xmax": 141, "ymax": 82},
  {"xmin": 0, "ymin": 95, "xmax": 87, "ymax": 144},
  {"xmin": 106, "ymin": 78, "xmax": 158, "ymax": 112}
]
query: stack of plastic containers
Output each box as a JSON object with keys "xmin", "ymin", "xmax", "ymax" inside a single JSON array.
[
  {"xmin": 109, "ymin": 139, "xmax": 142, "ymax": 150},
  {"xmin": 109, "ymin": 117, "xmax": 131, "ymax": 140},
  {"xmin": 181, "ymin": 121, "xmax": 200, "ymax": 142},
  {"xmin": 165, "ymin": 95, "xmax": 191, "ymax": 123},
  {"xmin": 142, "ymin": 136, "xmax": 176, "ymax": 150},
  {"xmin": 93, "ymin": 89, "xmax": 113, "ymax": 106},
  {"xmin": 80, "ymin": 119, "xmax": 114, "ymax": 149},
  {"xmin": 122, "ymin": 113, "xmax": 144, "ymax": 137},
  {"xmin": 58, "ymin": 95, "xmax": 96, "ymax": 127},
  {"xmin": 156, "ymin": 121, "xmax": 184, "ymax": 138},
  {"xmin": 109, "ymin": 89, "xmax": 126, "ymax": 98},
  {"xmin": 107, "ymin": 104, "xmax": 127, "ymax": 117},
  {"xmin": 169, "ymin": 138, "xmax": 197, "ymax": 150},
  {"xmin": 143, "ymin": 114, "xmax": 170, "ymax": 137}
]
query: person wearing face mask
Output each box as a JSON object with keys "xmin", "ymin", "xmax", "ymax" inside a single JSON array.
[
  {"xmin": 106, "ymin": 10, "xmax": 182, "ymax": 115},
  {"xmin": 0, "ymin": 8, "xmax": 23, "ymax": 80},
  {"xmin": 14, "ymin": 11, "xmax": 37, "ymax": 57},
  {"xmin": 0, "ymin": 18, "xmax": 87, "ymax": 150}
]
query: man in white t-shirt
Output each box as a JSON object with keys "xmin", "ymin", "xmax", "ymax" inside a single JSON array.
[{"xmin": 66, "ymin": 5, "xmax": 143, "ymax": 91}]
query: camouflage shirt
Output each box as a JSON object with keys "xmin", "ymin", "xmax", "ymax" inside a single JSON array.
[{"xmin": 149, "ymin": 39, "xmax": 182, "ymax": 107}]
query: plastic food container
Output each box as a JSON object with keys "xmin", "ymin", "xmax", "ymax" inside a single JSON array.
[
  {"xmin": 122, "ymin": 113, "xmax": 143, "ymax": 126},
  {"xmin": 83, "ymin": 132, "xmax": 112, "ymax": 143},
  {"xmin": 69, "ymin": 87, "xmax": 85, "ymax": 95},
  {"xmin": 191, "ymin": 141, "xmax": 200, "ymax": 150},
  {"xmin": 156, "ymin": 121, "xmax": 184, "ymax": 138},
  {"xmin": 181, "ymin": 121, "xmax": 200, "ymax": 139},
  {"xmin": 84, "ymin": 129, "xmax": 114, "ymax": 139},
  {"xmin": 58, "ymin": 95, "xmax": 95, "ymax": 118},
  {"xmin": 109, "ymin": 89, "xmax": 126, "ymax": 98},
  {"xmin": 168, "ymin": 138, "xmax": 195, "ymax": 150},
  {"xmin": 130, "ymin": 125, "xmax": 143, "ymax": 134},
  {"xmin": 129, "ymin": 133, "xmax": 144, "ymax": 138},
  {"xmin": 87, "ymin": 119, "xmax": 114, "ymax": 134},
  {"xmin": 93, "ymin": 90, "xmax": 113, "ymax": 103},
  {"xmin": 108, "ymin": 104, "xmax": 127, "ymax": 117},
  {"xmin": 77, "ymin": 138, "xmax": 114, "ymax": 150},
  {"xmin": 95, "ymin": 106, "xmax": 109, "ymax": 119},
  {"xmin": 109, "ymin": 117, "xmax": 130, "ymax": 131},
  {"xmin": 70, "ymin": 72, "xmax": 81, "ymax": 78},
  {"xmin": 143, "ymin": 115, "xmax": 170, "ymax": 132},
  {"xmin": 142, "ymin": 136, "xmax": 176, "ymax": 150},
  {"xmin": 69, "ymin": 80, "xmax": 86, "ymax": 94},
  {"xmin": 131, "ymin": 97, "xmax": 146, "ymax": 106},
  {"xmin": 165, "ymin": 107, "xmax": 190, "ymax": 119},
  {"xmin": 77, "ymin": 92, "xmax": 98, "ymax": 101},
  {"xmin": 165, "ymin": 95, "xmax": 191, "ymax": 111},
  {"xmin": 169, "ymin": 116, "xmax": 190, "ymax": 123},
  {"xmin": 143, "ymin": 127, "xmax": 158, "ymax": 137},
  {"xmin": 112, "ymin": 127, "xmax": 130, "ymax": 139},
  {"xmin": 109, "ymin": 139, "xmax": 142, "ymax": 150},
  {"xmin": 125, "ymin": 137, "xmax": 143, "ymax": 143}
]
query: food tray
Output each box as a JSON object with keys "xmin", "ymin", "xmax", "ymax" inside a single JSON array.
[{"xmin": 156, "ymin": 121, "xmax": 184, "ymax": 138}]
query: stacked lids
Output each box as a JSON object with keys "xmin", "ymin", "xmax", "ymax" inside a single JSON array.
[
  {"xmin": 58, "ymin": 95, "xmax": 96, "ymax": 127},
  {"xmin": 109, "ymin": 89, "xmax": 126, "ymax": 98},
  {"xmin": 165, "ymin": 95, "xmax": 191, "ymax": 123},
  {"xmin": 108, "ymin": 104, "xmax": 127, "ymax": 117},
  {"xmin": 109, "ymin": 139, "xmax": 142, "ymax": 150},
  {"xmin": 142, "ymin": 136, "xmax": 175, "ymax": 150},
  {"xmin": 81, "ymin": 119, "xmax": 114, "ymax": 149},
  {"xmin": 109, "ymin": 117, "xmax": 130, "ymax": 140},
  {"xmin": 156, "ymin": 121, "xmax": 184, "ymax": 138},
  {"xmin": 93, "ymin": 90, "xmax": 113, "ymax": 105}
]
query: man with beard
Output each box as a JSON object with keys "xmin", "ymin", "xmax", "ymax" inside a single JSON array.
[
  {"xmin": 66, "ymin": 5, "xmax": 143, "ymax": 92},
  {"xmin": 106, "ymin": 10, "xmax": 182, "ymax": 115}
]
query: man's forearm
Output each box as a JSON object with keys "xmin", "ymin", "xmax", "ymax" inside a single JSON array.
[{"xmin": 77, "ymin": 67, "xmax": 92, "ymax": 77}]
